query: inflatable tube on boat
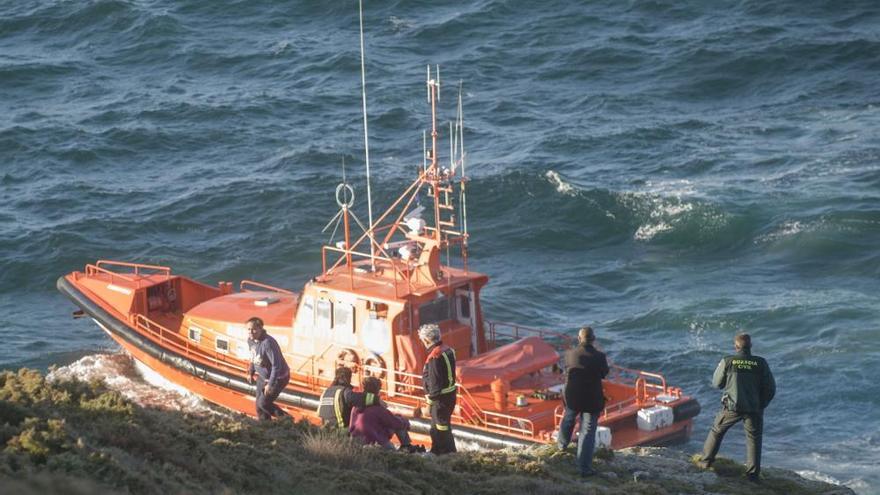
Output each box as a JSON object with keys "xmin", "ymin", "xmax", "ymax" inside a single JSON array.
[
  {"xmin": 672, "ymin": 397, "xmax": 701, "ymax": 423},
  {"xmin": 57, "ymin": 276, "xmax": 536, "ymax": 450}
]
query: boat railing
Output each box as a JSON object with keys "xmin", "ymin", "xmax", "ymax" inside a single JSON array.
[
  {"xmin": 360, "ymin": 363, "xmax": 536, "ymax": 439},
  {"xmin": 85, "ymin": 260, "xmax": 172, "ymax": 287},
  {"xmin": 486, "ymin": 320, "xmax": 574, "ymax": 349},
  {"xmin": 134, "ymin": 313, "xmax": 247, "ymax": 376},
  {"xmin": 137, "ymin": 314, "xmax": 325, "ymax": 391},
  {"xmin": 609, "ymin": 365, "xmax": 670, "ymax": 399},
  {"xmin": 240, "ymin": 280, "xmax": 294, "ymax": 295}
]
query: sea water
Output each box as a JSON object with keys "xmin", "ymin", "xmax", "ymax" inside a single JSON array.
[{"xmin": 1, "ymin": 1, "xmax": 878, "ymax": 492}]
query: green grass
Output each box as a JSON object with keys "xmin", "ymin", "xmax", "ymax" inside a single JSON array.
[{"xmin": 0, "ymin": 369, "xmax": 852, "ymax": 495}]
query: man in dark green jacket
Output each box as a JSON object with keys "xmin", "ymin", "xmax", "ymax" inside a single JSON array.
[{"xmin": 697, "ymin": 333, "xmax": 776, "ymax": 482}]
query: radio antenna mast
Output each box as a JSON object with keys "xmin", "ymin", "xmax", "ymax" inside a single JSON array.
[
  {"xmin": 457, "ymin": 82, "xmax": 469, "ymax": 245},
  {"xmin": 358, "ymin": 0, "xmax": 376, "ymax": 270}
]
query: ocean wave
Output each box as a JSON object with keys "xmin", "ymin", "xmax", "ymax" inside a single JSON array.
[{"xmin": 544, "ymin": 170, "xmax": 578, "ymax": 196}]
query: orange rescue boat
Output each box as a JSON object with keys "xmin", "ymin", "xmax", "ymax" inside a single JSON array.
[{"xmin": 58, "ymin": 63, "xmax": 698, "ymax": 451}]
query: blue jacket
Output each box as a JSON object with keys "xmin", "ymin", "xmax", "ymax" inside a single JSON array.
[{"xmin": 247, "ymin": 334, "xmax": 290, "ymax": 387}]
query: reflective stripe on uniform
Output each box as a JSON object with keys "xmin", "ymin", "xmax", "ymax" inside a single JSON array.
[
  {"xmin": 441, "ymin": 348, "xmax": 456, "ymax": 394},
  {"xmin": 333, "ymin": 389, "xmax": 344, "ymax": 426},
  {"xmin": 436, "ymin": 424, "xmax": 450, "ymax": 431}
]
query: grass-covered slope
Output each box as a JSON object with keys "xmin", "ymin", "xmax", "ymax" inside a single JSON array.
[{"xmin": 0, "ymin": 369, "xmax": 852, "ymax": 495}]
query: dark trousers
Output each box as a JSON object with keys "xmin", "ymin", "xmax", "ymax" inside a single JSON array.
[
  {"xmin": 429, "ymin": 393, "xmax": 457, "ymax": 454},
  {"xmin": 255, "ymin": 376, "xmax": 286, "ymax": 421},
  {"xmin": 701, "ymin": 408, "xmax": 764, "ymax": 476},
  {"xmin": 557, "ymin": 406, "xmax": 599, "ymax": 476}
]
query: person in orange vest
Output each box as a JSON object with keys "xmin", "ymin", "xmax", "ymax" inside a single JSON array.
[{"xmin": 418, "ymin": 323, "xmax": 457, "ymax": 454}]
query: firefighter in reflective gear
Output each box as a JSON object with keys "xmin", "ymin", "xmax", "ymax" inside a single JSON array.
[
  {"xmin": 318, "ymin": 367, "xmax": 378, "ymax": 429},
  {"xmin": 419, "ymin": 323, "xmax": 457, "ymax": 454}
]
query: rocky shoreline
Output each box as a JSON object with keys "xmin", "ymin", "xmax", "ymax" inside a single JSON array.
[{"xmin": 0, "ymin": 368, "xmax": 852, "ymax": 495}]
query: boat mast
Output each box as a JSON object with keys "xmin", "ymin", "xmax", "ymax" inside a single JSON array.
[
  {"xmin": 428, "ymin": 65, "xmax": 441, "ymax": 244},
  {"xmin": 457, "ymin": 83, "xmax": 469, "ymax": 271},
  {"xmin": 358, "ymin": 0, "xmax": 376, "ymax": 270}
]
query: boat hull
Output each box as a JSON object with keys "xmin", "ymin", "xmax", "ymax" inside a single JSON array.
[{"xmin": 58, "ymin": 275, "xmax": 535, "ymax": 450}]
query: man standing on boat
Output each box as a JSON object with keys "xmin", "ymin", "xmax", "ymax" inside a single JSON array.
[
  {"xmin": 697, "ymin": 333, "xmax": 775, "ymax": 482},
  {"xmin": 246, "ymin": 316, "xmax": 291, "ymax": 421},
  {"xmin": 419, "ymin": 323, "xmax": 457, "ymax": 454},
  {"xmin": 557, "ymin": 326, "xmax": 609, "ymax": 478}
]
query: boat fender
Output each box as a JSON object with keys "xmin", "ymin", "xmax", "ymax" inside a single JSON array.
[
  {"xmin": 363, "ymin": 354, "xmax": 386, "ymax": 379},
  {"xmin": 672, "ymin": 398, "xmax": 701, "ymax": 423}
]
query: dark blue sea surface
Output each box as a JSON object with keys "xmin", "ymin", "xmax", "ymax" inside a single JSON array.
[{"xmin": 2, "ymin": 0, "xmax": 879, "ymax": 491}]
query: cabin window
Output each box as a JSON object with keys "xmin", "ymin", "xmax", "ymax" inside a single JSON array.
[
  {"xmin": 316, "ymin": 299, "xmax": 333, "ymax": 330},
  {"xmin": 334, "ymin": 303, "xmax": 354, "ymax": 333},
  {"xmin": 367, "ymin": 301, "xmax": 388, "ymax": 320},
  {"xmin": 419, "ymin": 294, "xmax": 453, "ymax": 326},
  {"xmin": 216, "ymin": 337, "xmax": 229, "ymax": 353},
  {"xmin": 458, "ymin": 294, "xmax": 470, "ymax": 319},
  {"xmin": 301, "ymin": 296, "xmax": 315, "ymax": 325},
  {"xmin": 188, "ymin": 327, "xmax": 201, "ymax": 343}
]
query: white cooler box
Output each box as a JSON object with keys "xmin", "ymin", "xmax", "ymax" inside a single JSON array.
[
  {"xmin": 637, "ymin": 405, "xmax": 673, "ymax": 431},
  {"xmin": 550, "ymin": 425, "xmax": 612, "ymax": 448},
  {"xmin": 595, "ymin": 426, "xmax": 612, "ymax": 448}
]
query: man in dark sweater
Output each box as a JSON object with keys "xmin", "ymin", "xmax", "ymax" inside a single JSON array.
[
  {"xmin": 557, "ymin": 326, "xmax": 609, "ymax": 478},
  {"xmin": 697, "ymin": 333, "xmax": 776, "ymax": 482},
  {"xmin": 246, "ymin": 316, "xmax": 290, "ymax": 421}
]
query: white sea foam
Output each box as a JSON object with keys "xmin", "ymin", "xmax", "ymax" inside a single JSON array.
[
  {"xmin": 48, "ymin": 353, "xmax": 224, "ymax": 416},
  {"xmin": 642, "ymin": 179, "xmax": 698, "ymax": 198},
  {"xmin": 755, "ymin": 220, "xmax": 808, "ymax": 243},
  {"xmin": 271, "ymin": 40, "xmax": 291, "ymax": 55},
  {"xmin": 614, "ymin": 177, "xmax": 708, "ymax": 242},
  {"xmin": 544, "ymin": 170, "xmax": 578, "ymax": 196},
  {"xmin": 632, "ymin": 196, "xmax": 696, "ymax": 241},
  {"xmin": 389, "ymin": 16, "xmax": 415, "ymax": 31},
  {"xmin": 795, "ymin": 469, "xmax": 868, "ymax": 493},
  {"xmin": 796, "ymin": 470, "xmax": 843, "ymax": 485},
  {"xmin": 634, "ymin": 221, "xmax": 672, "ymax": 241}
]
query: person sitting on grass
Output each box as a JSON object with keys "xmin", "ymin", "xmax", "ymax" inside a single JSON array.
[
  {"xmin": 318, "ymin": 366, "xmax": 379, "ymax": 429},
  {"xmin": 349, "ymin": 376, "xmax": 420, "ymax": 452}
]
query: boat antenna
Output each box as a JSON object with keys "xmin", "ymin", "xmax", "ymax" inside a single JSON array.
[
  {"xmin": 458, "ymin": 82, "xmax": 469, "ymax": 252},
  {"xmin": 358, "ymin": 0, "xmax": 376, "ymax": 270}
]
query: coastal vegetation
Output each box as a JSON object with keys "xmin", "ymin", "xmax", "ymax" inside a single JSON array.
[{"xmin": 0, "ymin": 368, "xmax": 851, "ymax": 495}]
